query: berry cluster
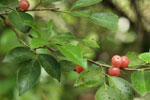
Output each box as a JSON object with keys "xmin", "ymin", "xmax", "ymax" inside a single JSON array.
[
  {"xmin": 109, "ymin": 55, "xmax": 129, "ymax": 77},
  {"xmin": 75, "ymin": 55, "xmax": 129, "ymax": 75},
  {"xmin": 5, "ymin": 0, "xmax": 30, "ymax": 25}
]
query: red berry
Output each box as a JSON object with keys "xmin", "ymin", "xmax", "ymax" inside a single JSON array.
[
  {"xmin": 19, "ymin": 0, "xmax": 30, "ymax": 11},
  {"xmin": 111, "ymin": 55, "xmax": 122, "ymax": 67},
  {"xmin": 5, "ymin": 17, "xmax": 11, "ymax": 26},
  {"xmin": 120, "ymin": 56, "xmax": 130, "ymax": 68},
  {"xmin": 108, "ymin": 67, "xmax": 120, "ymax": 77},
  {"xmin": 76, "ymin": 65, "xmax": 84, "ymax": 74}
]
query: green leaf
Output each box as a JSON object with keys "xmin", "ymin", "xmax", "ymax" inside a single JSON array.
[
  {"xmin": 3, "ymin": 47, "xmax": 35, "ymax": 63},
  {"xmin": 0, "ymin": 4, "xmax": 6, "ymax": 8},
  {"xmin": 30, "ymin": 38, "xmax": 49, "ymax": 50},
  {"xmin": 108, "ymin": 76, "xmax": 135, "ymax": 100},
  {"xmin": 81, "ymin": 39, "xmax": 100, "ymax": 48},
  {"xmin": 126, "ymin": 52, "xmax": 145, "ymax": 68},
  {"xmin": 70, "ymin": 10, "xmax": 92, "ymax": 17},
  {"xmin": 8, "ymin": 11, "xmax": 33, "ymax": 33},
  {"xmin": 17, "ymin": 60, "xmax": 41, "ymax": 95},
  {"xmin": 58, "ymin": 44, "xmax": 87, "ymax": 69},
  {"xmin": 60, "ymin": 60, "xmax": 75, "ymax": 72},
  {"xmin": 71, "ymin": 0, "xmax": 103, "ymax": 10},
  {"xmin": 0, "ymin": 0, "xmax": 18, "ymax": 13},
  {"xmin": 131, "ymin": 70, "xmax": 150, "ymax": 96},
  {"xmin": 38, "ymin": 54, "xmax": 61, "ymax": 81},
  {"xmin": 0, "ymin": 0, "xmax": 18, "ymax": 5},
  {"xmin": 51, "ymin": 32, "xmax": 75, "ymax": 45},
  {"xmin": 95, "ymin": 85, "xmax": 120, "ymax": 100},
  {"xmin": 79, "ymin": 44, "xmax": 94, "ymax": 59},
  {"xmin": 88, "ymin": 13, "xmax": 118, "ymax": 30},
  {"xmin": 139, "ymin": 52, "xmax": 150, "ymax": 63},
  {"xmin": 74, "ymin": 69, "xmax": 104, "ymax": 88},
  {"xmin": 24, "ymin": 20, "xmax": 41, "ymax": 37}
]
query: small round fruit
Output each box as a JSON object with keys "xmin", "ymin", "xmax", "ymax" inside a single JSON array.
[
  {"xmin": 76, "ymin": 65, "xmax": 85, "ymax": 74},
  {"xmin": 120, "ymin": 56, "xmax": 130, "ymax": 68},
  {"xmin": 5, "ymin": 17, "xmax": 11, "ymax": 26},
  {"xmin": 111, "ymin": 55, "xmax": 122, "ymax": 67},
  {"xmin": 19, "ymin": 0, "xmax": 30, "ymax": 11},
  {"xmin": 108, "ymin": 67, "xmax": 120, "ymax": 77}
]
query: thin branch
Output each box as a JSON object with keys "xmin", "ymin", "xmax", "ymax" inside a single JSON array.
[
  {"xmin": 87, "ymin": 59, "xmax": 110, "ymax": 68},
  {"xmin": 44, "ymin": 46, "xmax": 55, "ymax": 52},
  {"xmin": 0, "ymin": 8, "xmax": 60, "ymax": 15},
  {"xmin": 11, "ymin": 26, "xmax": 30, "ymax": 48},
  {"xmin": 54, "ymin": 10, "xmax": 69, "ymax": 14},
  {"xmin": 87, "ymin": 59, "xmax": 150, "ymax": 71},
  {"xmin": 0, "ymin": 15, "xmax": 30, "ymax": 48},
  {"xmin": 0, "ymin": 11, "xmax": 9, "ymax": 16},
  {"xmin": 124, "ymin": 67, "xmax": 150, "ymax": 71},
  {"xmin": 0, "ymin": 6, "xmax": 16, "ymax": 16},
  {"xmin": 28, "ymin": 34, "xmax": 33, "ymax": 38},
  {"xmin": 23, "ymin": 8, "xmax": 60, "ymax": 12}
]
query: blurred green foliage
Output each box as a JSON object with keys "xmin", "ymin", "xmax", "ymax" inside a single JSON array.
[{"xmin": 0, "ymin": 0, "xmax": 150, "ymax": 100}]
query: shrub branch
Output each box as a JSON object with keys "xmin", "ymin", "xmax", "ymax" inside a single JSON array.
[
  {"xmin": 10, "ymin": 26, "xmax": 30, "ymax": 48},
  {"xmin": 87, "ymin": 59, "xmax": 150, "ymax": 71}
]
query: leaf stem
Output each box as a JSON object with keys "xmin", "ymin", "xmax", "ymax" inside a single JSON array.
[
  {"xmin": 87, "ymin": 59, "xmax": 110, "ymax": 68},
  {"xmin": 87, "ymin": 59, "xmax": 150, "ymax": 71},
  {"xmin": 0, "ymin": 15, "xmax": 30, "ymax": 48},
  {"xmin": 11, "ymin": 26, "xmax": 30, "ymax": 48},
  {"xmin": 0, "ymin": 8, "xmax": 60, "ymax": 15},
  {"xmin": 22, "ymin": 8, "xmax": 60, "ymax": 12}
]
